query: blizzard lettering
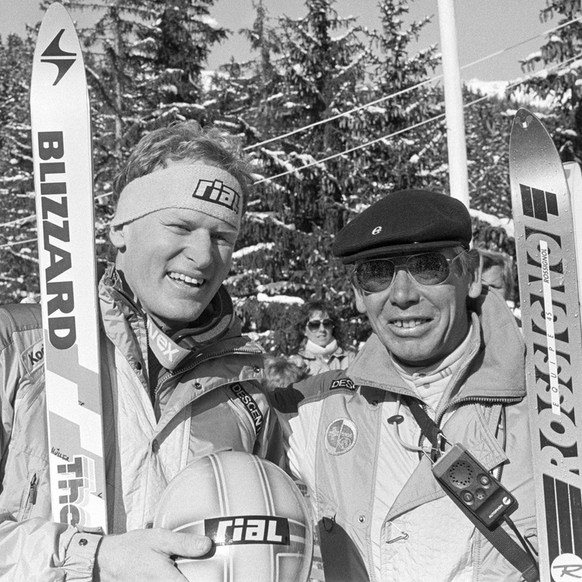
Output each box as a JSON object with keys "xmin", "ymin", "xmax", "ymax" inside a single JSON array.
[
  {"xmin": 205, "ymin": 516, "xmax": 289, "ymax": 546},
  {"xmin": 38, "ymin": 131, "xmax": 76, "ymax": 350}
]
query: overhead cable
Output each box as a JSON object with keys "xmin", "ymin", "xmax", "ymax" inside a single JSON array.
[
  {"xmin": 2, "ymin": 50, "xmax": 580, "ymax": 251},
  {"xmin": 243, "ymin": 16, "xmax": 582, "ymax": 151},
  {"xmin": 252, "ymin": 50, "xmax": 582, "ymax": 185}
]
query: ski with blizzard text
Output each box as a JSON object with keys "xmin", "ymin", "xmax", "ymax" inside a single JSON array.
[
  {"xmin": 30, "ymin": 2, "xmax": 108, "ymax": 531},
  {"xmin": 509, "ymin": 108, "xmax": 582, "ymax": 581}
]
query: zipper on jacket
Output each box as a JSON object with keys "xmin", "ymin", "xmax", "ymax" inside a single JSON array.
[
  {"xmin": 154, "ymin": 346, "xmax": 262, "ymax": 397},
  {"xmin": 26, "ymin": 474, "xmax": 38, "ymax": 507},
  {"xmin": 436, "ymin": 394, "xmax": 523, "ymax": 427},
  {"xmin": 413, "ymin": 395, "xmax": 523, "ymax": 456}
]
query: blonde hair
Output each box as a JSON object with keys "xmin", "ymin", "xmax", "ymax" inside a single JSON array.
[{"xmin": 113, "ymin": 121, "xmax": 254, "ymax": 210}]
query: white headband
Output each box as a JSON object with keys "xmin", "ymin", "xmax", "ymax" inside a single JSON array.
[{"xmin": 111, "ymin": 163, "xmax": 243, "ymax": 229}]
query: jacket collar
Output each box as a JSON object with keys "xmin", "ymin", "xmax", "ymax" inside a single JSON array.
[
  {"xmin": 100, "ymin": 263, "xmax": 238, "ymax": 349},
  {"xmin": 298, "ymin": 343, "xmax": 347, "ymax": 361},
  {"xmin": 348, "ymin": 288, "xmax": 525, "ymax": 402}
]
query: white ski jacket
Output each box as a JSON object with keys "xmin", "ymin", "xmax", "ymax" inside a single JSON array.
[
  {"xmin": 0, "ymin": 265, "xmax": 282, "ymax": 581},
  {"xmin": 288, "ymin": 289, "xmax": 537, "ymax": 582}
]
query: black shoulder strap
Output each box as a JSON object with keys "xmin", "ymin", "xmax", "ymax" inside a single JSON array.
[
  {"xmin": 227, "ymin": 382, "xmax": 264, "ymax": 435},
  {"xmin": 406, "ymin": 398, "xmax": 539, "ymax": 582}
]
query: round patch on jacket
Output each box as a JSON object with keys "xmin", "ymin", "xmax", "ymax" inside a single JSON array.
[{"xmin": 325, "ymin": 418, "xmax": 357, "ymax": 455}]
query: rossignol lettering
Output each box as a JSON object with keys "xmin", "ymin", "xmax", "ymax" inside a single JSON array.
[
  {"xmin": 229, "ymin": 383, "xmax": 264, "ymax": 434},
  {"xmin": 38, "ymin": 131, "xmax": 76, "ymax": 350},
  {"xmin": 56, "ymin": 455, "xmax": 93, "ymax": 526},
  {"xmin": 511, "ymin": 109, "xmax": 582, "ymax": 579},
  {"xmin": 520, "ymin": 189, "xmax": 582, "ymax": 565},
  {"xmin": 192, "ymin": 178, "xmax": 240, "ymax": 214},
  {"xmin": 205, "ymin": 515, "xmax": 290, "ymax": 546},
  {"xmin": 539, "ymin": 239, "xmax": 561, "ymax": 415},
  {"xmin": 522, "ymin": 222, "xmax": 577, "ymax": 467}
]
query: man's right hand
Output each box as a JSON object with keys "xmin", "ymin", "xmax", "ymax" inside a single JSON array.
[{"xmin": 93, "ymin": 528, "xmax": 212, "ymax": 581}]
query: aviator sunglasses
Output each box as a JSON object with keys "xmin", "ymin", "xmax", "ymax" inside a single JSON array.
[
  {"xmin": 307, "ymin": 319, "xmax": 334, "ymax": 332},
  {"xmin": 352, "ymin": 249, "xmax": 466, "ymax": 294}
]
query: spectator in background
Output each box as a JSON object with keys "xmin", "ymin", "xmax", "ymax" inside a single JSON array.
[
  {"xmin": 289, "ymin": 300, "xmax": 357, "ymax": 377},
  {"xmin": 263, "ymin": 355, "xmax": 308, "ymax": 391},
  {"xmin": 478, "ymin": 248, "xmax": 520, "ymax": 319},
  {"xmin": 262, "ymin": 356, "xmax": 308, "ymax": 433},
  {"xmin": 478, "ymin": 248, "xmax": 515, "ymax": 299}
]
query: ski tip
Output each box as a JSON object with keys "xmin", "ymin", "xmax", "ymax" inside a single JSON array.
[
  {"xmin": 509, "ymin": 107, "xmax": 555, "ymax": 151},
  {"xmin": 32, "ymin": 0, "xmax": 86, "ymax": 93},
  {"xmin": 42, "ymin": 2, "xmax": 75, "ymax": 25},
  {"xmin": 515, "ymin": 106, "xmax": 533, "ymax": 117},
  {"xmin": 512, "ymin": 108, "xmax": 537, "ymax": 131}
]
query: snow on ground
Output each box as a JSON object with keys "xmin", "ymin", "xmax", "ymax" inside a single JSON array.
[
  {"xmin": 256, "ymin": 292, "xmax": 304, "ymax": 304},
  {"xmin": 232, "ymin": 242, "xmax": 275, "ymax": 259}
]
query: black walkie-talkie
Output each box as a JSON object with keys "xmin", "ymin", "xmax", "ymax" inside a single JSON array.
[{"xmin": 432, "ymin": 443, "xmax": 517, "ymax": 529}]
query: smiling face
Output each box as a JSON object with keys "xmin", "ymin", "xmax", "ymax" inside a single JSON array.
[
  {"xmin": 110, "ymin": 206, "xmax": 238, "ymax": 332},
  {"xmin": 304, "ymin": 309, "xmax": 335, "ymax": 348},
  {"xmin": 354, "ymin": 248, "xmax": 481, "ymax": 368}
]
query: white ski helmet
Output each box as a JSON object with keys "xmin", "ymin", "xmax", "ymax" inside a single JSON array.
[{"xmin": 154, "ymin": 451, "xmax": 313, "ymax": 582}]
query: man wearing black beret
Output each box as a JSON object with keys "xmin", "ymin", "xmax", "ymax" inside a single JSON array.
[{"xmin": 286, "ymin": 190, "xmax": 537, "ymax": 581}]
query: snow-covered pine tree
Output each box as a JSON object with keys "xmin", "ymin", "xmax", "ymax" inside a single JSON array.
[
  {"xmin": 517, "ymin": 0, "xmax": 582, "ymax": 163},
  {"xmin": 0, "ymin": 0, "xmax": 540, "ymax": 324},
  {"xmin": 35, "ymin": 0, "xmax": 230, "ymax": 265},
  {"xmin": 207, "ymin": 0, "xmax": 443, "ymax": 353},
  {"xmin": 0, "ymin": 33, "xmax": 39, "ymax": 302},
  {"xmin": 206, "ymin": 0, "xmax": 373, "ymax": 352},
  {"xmin": 45, "ymin": 0, "xmax": 228, "ymax": 185}
]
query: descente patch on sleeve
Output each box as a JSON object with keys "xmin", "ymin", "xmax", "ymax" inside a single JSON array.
[
  {"xmin": 330, "ymin": 377, "xmax": 355, "ymax": 391},
  {"xmin": 227, "ymin": 382, "xmax": 264, "ymax": 435}
]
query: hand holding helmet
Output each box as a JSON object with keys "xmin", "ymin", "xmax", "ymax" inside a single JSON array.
[
  {"xmin": 154, "ymin": 451, "xmax": 314, "ymax": 582},
  {"xmin": 93, "ymin": 528, "xmax": 212, "ymax": 581}
]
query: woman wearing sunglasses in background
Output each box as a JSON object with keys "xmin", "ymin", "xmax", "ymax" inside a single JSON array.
[{"xmin": 289, "ymin": 300, "xmax": 357, "ymax": 377}]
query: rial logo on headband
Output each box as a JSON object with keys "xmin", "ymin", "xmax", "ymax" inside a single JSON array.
[
  {"xmin": 111, "ymin": 164, "xmax": 244, "ymax": 230},
  {"xmin": 192, "ymin": 178, "xmax": 241, "ymax": 214}
]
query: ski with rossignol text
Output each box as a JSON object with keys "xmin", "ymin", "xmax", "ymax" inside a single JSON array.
[
  {"xmin": 30, "ymin": 2, "xmax": 108, "ymax": 532},
  {"xmin": 509, "ymin": 108, "xmax": 582, "ymax": 581}
]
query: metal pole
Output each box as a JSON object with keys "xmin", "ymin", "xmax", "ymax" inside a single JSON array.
[{"xmin": 437, "ymin": 0, "xmax": 470, "ymax": 208}]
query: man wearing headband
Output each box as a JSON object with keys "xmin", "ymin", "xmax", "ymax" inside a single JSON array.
[
  {"xmin": 0, "ymin": 122, "xmax": 283, "ymax": 581},
  {"xmin": 286, "ymin": 190, "xmax": 537, "ymax": 581}
]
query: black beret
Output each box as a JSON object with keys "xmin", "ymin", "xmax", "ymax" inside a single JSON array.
[{"xmin": 333, "ymin": 189, "xmax": 472, "ymax": 264}]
